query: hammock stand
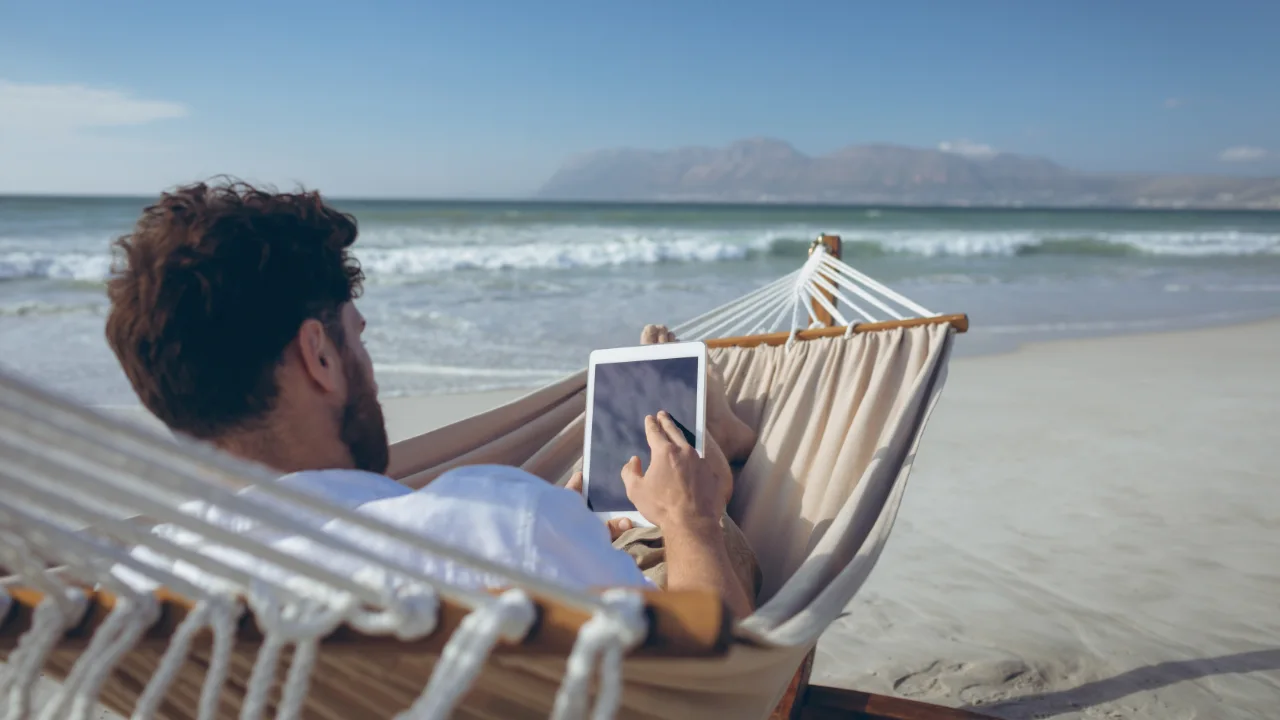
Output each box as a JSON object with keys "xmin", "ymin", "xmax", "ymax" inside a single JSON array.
[{"xmin": 0, "ymin": 235, "xmax": 994, "ymax": 720}]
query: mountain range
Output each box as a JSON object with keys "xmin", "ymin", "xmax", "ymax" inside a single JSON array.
[{"xmin": 535, "ymin": 138, "xmax": 1280, "ymax": 209}]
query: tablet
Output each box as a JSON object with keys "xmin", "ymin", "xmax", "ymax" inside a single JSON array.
[{"xmin": 582, "ymin": 341, "xmax": 707, "ymax": 527}]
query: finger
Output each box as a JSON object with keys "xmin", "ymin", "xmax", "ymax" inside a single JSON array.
[
  {"xmin": 655, "ymin": 325, "xmax": 671, "ymax": 344},
  {"xmin": 640, "ymin": 324, "xmax": 661, "ymax": 345},
  {"xmin": 620, "ymin": 455, "xmax": 644, "ymax": 487},
  {"xmin": 644, "ymin": 414, "xmax": 673, "ymax": 451},
  {"xmin": 565, "ymin": 471, "xmax": 583, "ymax": 494},
  {"xmin": 657, "ymin": 411, "xmax": 692, "ymax": 450},
  {"xmin": 665, "ymin": 329, "xmax": 677, "ymax": 343},
  {"xmin": 606, "ymin": 517, "xmax": 634, "ymax": 541}
]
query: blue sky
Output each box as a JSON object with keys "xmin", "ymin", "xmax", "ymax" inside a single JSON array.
[{"xmin": 1, "ymin": 0, "xmax": 1277, "ymax": 196}]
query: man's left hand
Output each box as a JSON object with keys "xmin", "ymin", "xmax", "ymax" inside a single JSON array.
[{"xmin": 565, "ymin": 471, "xmax": 635, "ymax": 540}]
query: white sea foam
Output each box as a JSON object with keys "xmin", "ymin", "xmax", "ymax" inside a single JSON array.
[
  {"xmin": 837, "ymin": 229, "xmax": 1280, "ymax": 257},
  {"xmin": 372, "ymin": 363, "xmax": 574, "ymax": 379},
  {"xmin": 3, "ymin": 226, "xmax": 1279, "ymax": 282},
  {"xmin": 355, "ymin": 236, "xmax": 752, "ymax": 276},
  {"xmin": 0, "ymin": 251, "xmax": 113, "ymax": 281}
]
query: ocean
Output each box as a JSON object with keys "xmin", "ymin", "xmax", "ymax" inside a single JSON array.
[{"xmin": 3, "ymin": 196, "xmax": 1280, "ymax": 405}]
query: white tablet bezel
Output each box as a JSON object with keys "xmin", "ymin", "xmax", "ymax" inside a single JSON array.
[{"xmin": 582, "ymin": 340, "xmax": 707, "ymax": 527}]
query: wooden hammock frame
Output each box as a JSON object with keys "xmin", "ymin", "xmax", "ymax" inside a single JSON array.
[{"xmin": 0, "ymin": 234, "xmax": 987, "ymax": 719}]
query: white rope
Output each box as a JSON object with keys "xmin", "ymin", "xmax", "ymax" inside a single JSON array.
[
  {"xmin": 809, "ymin": 267, "xmax": 883, "ymax": 323},
  {"xmin": 131, "ymin": 599, "xmax": 212, "ymax": 719},
  {"xmin": 198, "ymin": 600, "xmax": 239, "ymax": 720},
  {"xmin": 0, "ymin": 534, "xmax": 87, "ymax": 720},
  {"xmin": 128, "ymin": 595, "xmax": 241, "ymax": 720},
  {"xmin": 677, "ymin": 276, "xmax": 796, "ymax": 341},
  {"xmin": 0, "ymin": 475, "xmax": 268, "ymax": 719},
  {"xmin": 764, "ymin": 300, "xmax": 794, "ymax": 337},
  {"xmin": 815, "ymin": 257, "xmax": 904, "ymax": 320},
  {"xmin": 0, "ymin": 467, "xmax": 281, "ymax": 603},
  {"xmin": 0, "ymin": 501, "xmax": 164, "ymax": 720},
  {"xmin": 347, "ymin": 576, "xmax": 440, "ymax": 640},
  {"xmin": 690, "ymin": 280, "xmax": 797, "ymax": 340},
  {"xmin": 0, "ymin": 429, "xmax": 400, "ymax": 609},
  {"xmin": 1, "ymin": 596, "xmax": 75, "ymax": 720},
  {"xmin": 394, "ymin": 589, "xmax": 536, "ymax": 720},
  {"xmin": 239, "ymin": 584, "xmax": 353, "ymax": 720},
  {"xmin": 817, "ymin": 255, "xmax": 935, "ymax": 317},
  {"xmin": 549, "ymin": 589, "xmax": 648, "ymax": 720},
  {"xmin": 39, "ymin": 594, "xmax": 159, "ymax": 720},
  {"xmin": 736, "ymin": 281, "xmax": 796, "ymax": 336},
  {"xmin": 0, "ymin": 382, "xmax": 617, "ymax": 621},
  {"xmin": 800, "ymin": 283, "xmax": 850, "ymax": 328},
  {"xmin": 670, "ymin": 270, "xmax": 800, "ymax": 338}
]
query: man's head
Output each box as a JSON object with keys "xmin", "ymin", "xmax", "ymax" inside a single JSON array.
[{"xmin": 105, "ymin": 180, "xmax": 389, "ymax": 474}]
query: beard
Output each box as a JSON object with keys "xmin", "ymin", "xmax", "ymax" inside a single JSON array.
[{"xmin": 337, "ymin": 353, "xmax": 390, "ymax": 475}]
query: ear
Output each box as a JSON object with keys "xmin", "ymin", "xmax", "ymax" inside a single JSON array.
[{"xmin": 296, "ymin": 318, "xmax": 343, "ymax": 395}]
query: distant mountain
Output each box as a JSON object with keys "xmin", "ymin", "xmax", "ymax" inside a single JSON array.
[{"xmin": 536, "ymin": 138, "xmax": 1280, "ymax": 209}]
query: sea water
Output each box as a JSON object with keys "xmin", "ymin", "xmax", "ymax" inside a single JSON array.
[{"xmin": 3, "ymin": 197, "xmax": 1280, "ymax": 405}]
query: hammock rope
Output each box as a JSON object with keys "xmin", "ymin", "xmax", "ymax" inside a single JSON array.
[
  {"xmin": 671, "ymin": 245, "xmax": 934, "ymax": 342},
  {"xmin": 396, "ymin": 588, "xmax": 536, "ymax": 720},
  {"xmin": 549, "ymin": 589, "xmax": 648, "ymax": 720},
  {"xmin": 1, "ymin": 241, "xmax": 959, "ymax": 719}
]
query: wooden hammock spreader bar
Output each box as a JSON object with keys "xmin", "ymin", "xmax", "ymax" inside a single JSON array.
[
  {"xmin": 0, "ymin": 584, "xmax": 731, "ymax": 658},
  {"xmin": 707, "ymin": 313, "xmax": 970, "ymax": 350}
]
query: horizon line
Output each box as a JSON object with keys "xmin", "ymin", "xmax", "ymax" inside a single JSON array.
[{"xmin": 2, "ymin": 193, "xmax": 1278, "ymax": 214}]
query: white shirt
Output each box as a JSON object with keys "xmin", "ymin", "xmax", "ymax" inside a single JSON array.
[{"xmin": 122, "ymin": 465, "xmax": 650, "ymax": 597}]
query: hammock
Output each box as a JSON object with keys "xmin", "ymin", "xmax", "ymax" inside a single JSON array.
[{"xmin": 0, "ymin": 236, "xmax": 970, "ymax": 720}]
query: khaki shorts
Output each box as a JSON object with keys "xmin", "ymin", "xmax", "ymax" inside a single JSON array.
[{"xmin": 612, "ymin": 514, "xmax": 762, "ymax": 602}]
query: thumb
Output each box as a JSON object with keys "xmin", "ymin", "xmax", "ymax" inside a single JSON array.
[
  {"xmin": 620, "ymin": 456, "xmax": 643, "ymax": 487},
  {"xmin": 606, "ymin": 517, "xmax": 634, "ymax": 541}
]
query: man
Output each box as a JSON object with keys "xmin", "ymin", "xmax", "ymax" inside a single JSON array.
[{"xmin": 105, "ymin": 180, "xmax": 755, "ymax": 618}]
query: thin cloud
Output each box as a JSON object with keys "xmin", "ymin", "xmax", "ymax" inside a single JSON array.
[
  {"xmin": 1218, "ymin": 146, "xmax": 1268, "ymax": 163},
  {"xmin": 0, "ymin": 79, "xmax": 187, "ymax": 133},
  {"xmin": 1164, "ymin": 97, "xmax": 1185, "ymax": 109},
  {"xmin": 937, "ymin": 139, "xmax": 997, "ymax": 159}
]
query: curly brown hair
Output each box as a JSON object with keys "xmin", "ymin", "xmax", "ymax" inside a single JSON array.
[{"xmin": 105, "ymin": 180, "xmax": 365, "ymax": 438}]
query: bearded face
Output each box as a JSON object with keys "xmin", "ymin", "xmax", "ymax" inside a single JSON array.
[{"xmin": 337, "ymin": 340, "xmax": 390, "ymax": 475}]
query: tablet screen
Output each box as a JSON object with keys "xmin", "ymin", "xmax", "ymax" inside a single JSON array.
[{"xmin": 587, "ymin": 356, "xmax": 700, "ymax": 513}]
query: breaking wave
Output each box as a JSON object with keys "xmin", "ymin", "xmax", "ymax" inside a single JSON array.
[
  {"xmin": 0, "ymin": 251, "xmax": 113, "ymax": 282},
  {"xmin": 4, "ymin": 227, "xmax": 1278, "ymax": 282}
]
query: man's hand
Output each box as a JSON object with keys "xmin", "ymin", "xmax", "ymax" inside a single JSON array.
[
  {"xmin": 565, "ymin": 471, "xmax": 635, "ymax": 540},
  {"xmin": 620, "ymin": 411, "xmax": 729, "ymax": 533},
  {"xmin": 621, "ymin": 410, "xmax": 753, "ymax": 619}
]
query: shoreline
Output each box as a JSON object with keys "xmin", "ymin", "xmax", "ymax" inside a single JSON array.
[{"xmin": 90, "ymin": 307, "xmax": 1280, "ymax": 438}]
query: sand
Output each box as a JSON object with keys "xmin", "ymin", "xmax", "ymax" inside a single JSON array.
[
  {"xmin": 807, "ymin": 320, "xmax": 1280, "ymax": 719},
  {"xmin": 23, "ymin": 319, "xmax": 1280, "ymax": 719}
]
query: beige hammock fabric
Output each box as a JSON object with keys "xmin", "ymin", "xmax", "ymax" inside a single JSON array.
[
  {"xmin": 357, "ymin": 322, "xmax": 954, "ymax": 718},
  {"xmin": 2, "ymin": 320, "xmax": 955, "ymax": 720}
]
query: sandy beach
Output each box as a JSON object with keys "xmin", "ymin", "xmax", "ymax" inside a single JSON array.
[
  {"xmin": 30, "ymin": 317, "xmax": 1280, "ymax": 719},
  {"xmin": 807, "ymin": 319, "xmax": 1280, "ymax": 719}
]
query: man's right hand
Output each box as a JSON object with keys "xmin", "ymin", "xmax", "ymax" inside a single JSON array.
[
  {"xmin": 620, "ymin": 411, "xmax": 729, "ymax": 532},
  {"xmin": 621, "ymin": 410, "xmax": 753, "ymax": 619}
]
